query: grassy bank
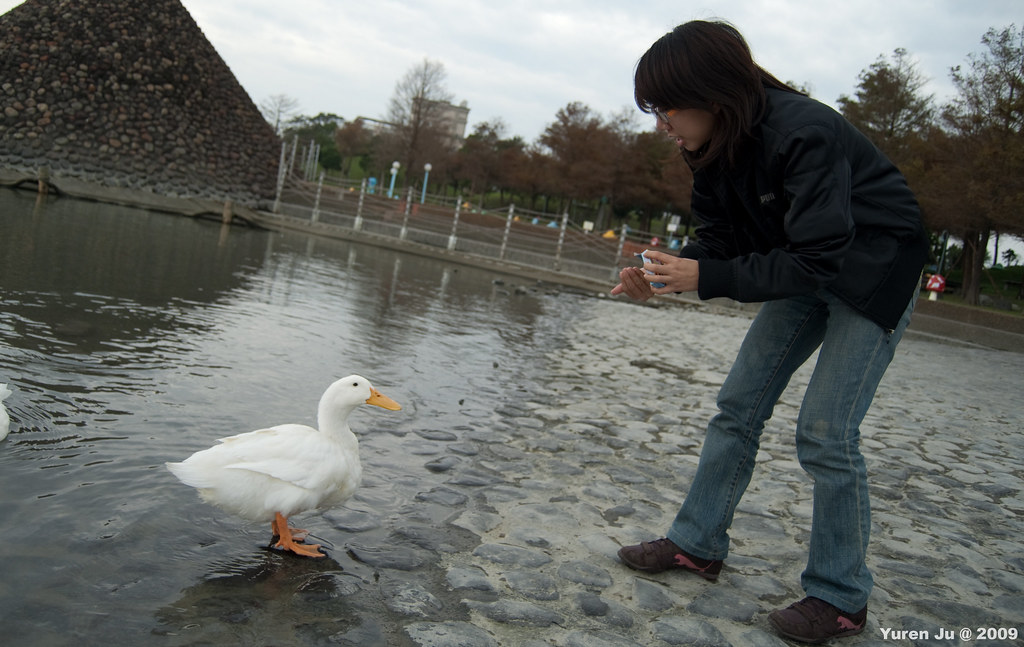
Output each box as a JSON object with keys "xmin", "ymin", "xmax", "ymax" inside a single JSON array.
[{"xmin": 937, "ymin": 265, "xmax": 1024, "ymax": 316}]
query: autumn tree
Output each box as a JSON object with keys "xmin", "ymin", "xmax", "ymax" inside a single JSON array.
[
  {"xmin": 939, "ymin": 24, "xmax": 1024, "ymax": 304},
  {"xmin": 620, "ymin": 130, "xmax": 694, "ymax": 232},
  {"xmin": 595, "ymin": 109, "xmax": 693, "ymax": 232},
  {"xmin": 334, "ymin": 119, "xmax": 374, "ymax": 177},
  {"xmin": 493, "ymin": 134, "xmax": 529, "ymax": 205},
  {"xmin": 838, "ymin": 48, "xmax": 935, "ymax": 167},
  {"xmin": 539, "ymin": 102, "xmax": 616, "ymax": 213},
  {"xmin": 599, "ymin": 109, "xmax": 644, "ymax": 228},
  {"xmin": 503, "ymin": 144, "xmax": 555, "ymax": 211},
  {"xmin": 837, "ymin": 48, "xmax": 948, "ymax": 265},
  {"xmin": 456, "ymin": 120, "xmax": 507, "ymax": 206}
]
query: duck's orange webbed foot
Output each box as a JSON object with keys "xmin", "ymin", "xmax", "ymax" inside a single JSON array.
[
  {"xmin": 271, "ymin": 515, "xmax": 309, "ymax": 542},
  {"xmin": 270, "ymin": 512, "xmax": 324, "ymax": 558}
]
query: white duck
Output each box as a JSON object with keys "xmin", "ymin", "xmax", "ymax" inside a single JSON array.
[
  {"xmin": 166, "ymin": 375, "xmax": 400, "ymax": 557},
  {"xmin": 0, "ymin": 383, "xmax": 11, "ymax": 441}
]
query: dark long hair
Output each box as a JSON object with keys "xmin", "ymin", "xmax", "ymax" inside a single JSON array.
[{"xmin": 634, "ymin": 20, "xmax": 802, "ymax": 169}]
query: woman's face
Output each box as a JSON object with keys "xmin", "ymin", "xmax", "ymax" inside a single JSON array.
[{"xmin": 655, "ymin": 108, "xmax": 716, "ymax": 152}]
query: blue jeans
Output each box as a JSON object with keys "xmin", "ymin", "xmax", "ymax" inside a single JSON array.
[{"xmin": 667, "ymin": 288, "xmax": 916, "ymax": 613}]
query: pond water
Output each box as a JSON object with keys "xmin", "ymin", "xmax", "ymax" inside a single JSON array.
[{"xmin": 0, "ymin": 188, "xmax": 589, "ymax": 645}]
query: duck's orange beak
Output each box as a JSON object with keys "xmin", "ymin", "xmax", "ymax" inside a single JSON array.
[{"xmin": 366, "ymin": 388, "xmax": 401, "ymax": 411}]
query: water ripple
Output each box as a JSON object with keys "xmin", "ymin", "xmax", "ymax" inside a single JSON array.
[{"xmin": 0, "ymin": 194, "xmax": 588, "ymax": 645}]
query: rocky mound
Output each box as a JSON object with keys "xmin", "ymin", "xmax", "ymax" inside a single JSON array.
[{"xmin": 0, "ymin": 0, "xmax": 280, "ymax": 203}]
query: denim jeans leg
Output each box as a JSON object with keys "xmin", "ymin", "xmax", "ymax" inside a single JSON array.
[
  {"xmin": 668, "ymin": 294, "xmax": 829, "ymax": 560},
  {"xmin": 796, "ymin": 291, "xmax": 915, "ymax": 612}
]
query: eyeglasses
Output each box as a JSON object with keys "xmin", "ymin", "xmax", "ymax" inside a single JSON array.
[{"xmin": 653, "ymin": 108, "xmax": 678, "ymax": 123}]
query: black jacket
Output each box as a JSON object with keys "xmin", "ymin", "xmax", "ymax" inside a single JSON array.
[{"xmin": 680, "ymin": 87, "xmax": 928, "ymax": 331}]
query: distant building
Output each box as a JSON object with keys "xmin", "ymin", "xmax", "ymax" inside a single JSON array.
[
  {"xmin": 414, "ymin": 99, "xmax": 470, "ymax": 149},
  {"xmin": 359, "ymin": 99, "xmax": 469, "ymax": 151},
  {"xmin": 434, "ymin": 100, "xmax": 470, "ymax": 149}
]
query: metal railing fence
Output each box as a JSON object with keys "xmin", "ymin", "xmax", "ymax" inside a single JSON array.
[{"xmin": 269, "ymin": 174, "xmax": 683, "ymax": 285}]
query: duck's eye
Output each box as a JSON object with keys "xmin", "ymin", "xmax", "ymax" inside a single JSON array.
[{"xmin": 352, "ymin": 381, "xmax": 360, "ymax": 387}]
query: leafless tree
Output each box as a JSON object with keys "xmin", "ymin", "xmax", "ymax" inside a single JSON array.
[
  {"xmin": 260, "ymin": 93, "xmax": 300, "ymax": 135},
  {"xmin": 383, "ymin": 58, "xmax": 455, "ymax": 185}
]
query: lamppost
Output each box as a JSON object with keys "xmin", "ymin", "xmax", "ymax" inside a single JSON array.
[
  {"xmin": 387, "ymin": 161, "xmax": 400, "ymax": 198},
  {"xmin": 421, "ymin": 163, "xmax": 432, "ymax": 204}
]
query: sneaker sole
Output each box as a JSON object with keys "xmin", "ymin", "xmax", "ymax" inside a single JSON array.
[{"xmin": 768, "ymin": 616, "xmax": 864, "ymax": 644}]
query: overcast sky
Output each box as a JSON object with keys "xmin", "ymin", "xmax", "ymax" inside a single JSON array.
[
  {"xmin": 1, "ymin": 0, "xmax": 1018, "ymax": 141},
  {"xmin": 177, "ymin": 0, "xmax": 1020, "ymax": 142}
]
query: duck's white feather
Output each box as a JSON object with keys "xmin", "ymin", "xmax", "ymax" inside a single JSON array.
[{"xmin": 166, "ymin": 375, "xmax": 398, "ymax": 523}]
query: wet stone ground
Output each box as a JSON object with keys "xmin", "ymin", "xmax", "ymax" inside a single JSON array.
[
  {"xmin": 406, "ymin": 297, "xmax": 1024, "ymax": 646},
  {"xmin": 163, "ymin": 296, "xmax": 1024, "ymax": 647}
]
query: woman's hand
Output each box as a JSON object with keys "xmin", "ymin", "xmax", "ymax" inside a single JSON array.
[
  {"xmin": 611, "ymin": 250, "xmax": 700, "ymax": 299},
  {"xmin": 643, "ymin": 250, "xmax": 699, "ymax": 294},
  {"xmin": 611, "ymin": 266, "xmax": 654, "ymax": 301}
]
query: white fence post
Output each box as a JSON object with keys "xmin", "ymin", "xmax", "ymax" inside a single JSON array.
[
  {"xmin": 272, "ymin": 141, "xmax": 286, "ymax": 213},
  {"xmin": 610, "ymin": 223, "xmax": 629, "ymax": 279},
  {"xmin": 554, "ymin": 211, "xmax": 569, "ymax": 270},
  {"xmin": 400, "ymin": 186, "xmax": 413, "ymax": 240},
  {"xmin": 311, "ymin": 171, "xmax": 324, "ymax": 223},
  {"xmin": 447, "ymin": 197, "xmax": 462, "ymax": 251},
  {"xmin": 262, "ymin": 179, "xmax": 666, "ymax": 286},
  {"xmin": 500, "ymin": 204, "xmax": 515, "ymax": 260},
  {"xmin": 354, "ymin": 178, "xmax": 366, "ymax": 230},
  {"xmin": 287, "ymin": 136, "xmax": 298, "ymax": 178}
]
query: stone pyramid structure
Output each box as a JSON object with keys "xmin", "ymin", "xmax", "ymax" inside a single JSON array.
[{"xmin": 0, "ymin": 0, "xmax": 281, "ymax": 202}]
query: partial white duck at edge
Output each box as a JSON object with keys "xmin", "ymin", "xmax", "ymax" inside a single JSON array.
[{"xmin": 0, "ymin": 383, "xmax": 12, "ymax": 442}]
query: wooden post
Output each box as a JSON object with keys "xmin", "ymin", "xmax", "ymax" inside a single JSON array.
[
  {"xmin": 37, "ymin": 166, "xmax": 50, "ymax": 195},
  {"xmin": 221, "ymin": 199, "xmax": 233, "ymax": 225}
]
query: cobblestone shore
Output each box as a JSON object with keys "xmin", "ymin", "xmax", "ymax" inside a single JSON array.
[{"xmin": 383, "ymin": 295, "xmax": 1023, "ymax": 646}]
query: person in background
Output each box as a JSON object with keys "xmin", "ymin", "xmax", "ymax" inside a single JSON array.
[{"xmin": 612, "ymin": 20, "xmax": 928, "ymax": 644}]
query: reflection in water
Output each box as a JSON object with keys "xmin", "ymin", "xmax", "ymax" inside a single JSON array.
[
  {"xmin": 154, "ymin": 552, "xmax": 366, "ymax": 645},
  {"xmin": 0, "ymin": 188, "xmax": 580, "ymax": 644}
]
